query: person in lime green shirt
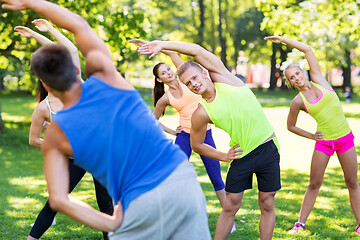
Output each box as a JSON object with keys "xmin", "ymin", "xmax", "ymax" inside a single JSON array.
[
  {"xmin": 138, "ymin": 40, "xmax": 280, "ymax": 240},
  {"xmin": 265, "ymin": 36, "xmax": 360, "ymax": 236}
]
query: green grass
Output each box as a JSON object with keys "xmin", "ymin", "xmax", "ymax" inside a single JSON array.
[{"xmin": 1, "ymin": 88, "xmax": 360, "ymax": 239}]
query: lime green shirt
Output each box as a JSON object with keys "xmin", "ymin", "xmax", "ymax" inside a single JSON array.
[
  {"xmin": 299, "ymin": 82, "xmax": 350, "ymax": 140},
  {"xmin": 200, "ymin": 83, "xmax": 274, "ymax": 158}
]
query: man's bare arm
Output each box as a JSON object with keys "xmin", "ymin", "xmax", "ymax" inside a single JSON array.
[
  {"xmin": 2, "ymin": 0, "xmax": 111, "ymax": 60},
  {"xmin": 42, "ymin": 123, "xmax": 123, "ymax": 232},
  {"xmin": 2, "ymin": 0, "xmax": 131, "ymax": 88},
  {"xmin": 138, "ymin": 40, "xmax": 243, "ymax": 86},
  {"xmin": 190, "ymin": 105, "xmax": 243, "ymax": 162}
]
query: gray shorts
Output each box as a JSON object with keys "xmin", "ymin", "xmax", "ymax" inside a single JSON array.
[{"xmin": 109, "ymin": 161, "xmax": 211, "ymax": 240}]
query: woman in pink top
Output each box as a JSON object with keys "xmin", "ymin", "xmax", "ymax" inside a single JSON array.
[
  {"xmin": 151, "ymin": 51, "xmax": 227, "ymax": 205},
  {"xmin": 129, "ymin": 39, "xmax": 228, "ymax": 210}
]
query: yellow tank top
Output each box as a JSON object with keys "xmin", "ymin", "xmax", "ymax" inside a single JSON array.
[
  {"xmin": 167, "ymin": 80, "xmax": 210, "ymax": 133},
  {"xmin": 200, "ymin": 83, "xmax": 274, "ymax": 158},
  {"xmin": 299, "ymin": 82, "xmax": 350, "ymax": 140}
]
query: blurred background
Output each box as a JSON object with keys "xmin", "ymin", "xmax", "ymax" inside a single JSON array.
[{"xmin": 1, "ymin": 0, "xmax": 359, "ymax": 92}]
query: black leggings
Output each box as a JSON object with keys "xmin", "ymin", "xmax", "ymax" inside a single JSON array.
[{"xmin": 29, "ymin": 159, "xmax": 114, "ymax": 239}]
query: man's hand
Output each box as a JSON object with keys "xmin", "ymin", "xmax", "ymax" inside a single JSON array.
[
  {"xmin": 1, "ymin": 0, "xmax": 28, "ymax": 11},
  {"xmin": 111, "ymin": 201, "xmax": 124, "ymax": 230},
  {"xmin": 225, "ymin": 144, "xmax": 243, "ymax": 162},
  {"xmin": 32, "ymin": 19, "xmax": 53, "ymax": 32},
  {"xmin": 137, "ymin": 40, "xmax": 162, "ymax": 59},
  {"xmin": 128, "ymin": 38, "xmax": 149, "ymax": 47}
]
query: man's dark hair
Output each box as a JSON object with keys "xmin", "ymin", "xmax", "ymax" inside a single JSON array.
[{"xmin": 31, "ymin": 44, "xmax": 77, "ymax": 91}]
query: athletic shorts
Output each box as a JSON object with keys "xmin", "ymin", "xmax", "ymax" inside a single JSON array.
[
  {"xmin": 108, "ymin": 161, "xmax": 211, "ymax": 240},
  {"xmin": 225, "ymin": 139, "xmax": 281, "ymax": 193},
  {"xmin": 315, "ymin": 131, "xmax": 354, "ymax": 156}
]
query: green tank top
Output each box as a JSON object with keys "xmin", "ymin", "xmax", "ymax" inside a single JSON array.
[
  {"xmin": 200, "ymin": 83, "xmax": 274, "ymax": 158},
  {"xmin": 299, "ymin": 82, "xmax": 350, "ymax": 140}
]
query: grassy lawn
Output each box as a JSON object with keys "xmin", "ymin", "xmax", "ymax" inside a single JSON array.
[{"xmin": 1, "ymin": 87, "xmax": 360, "ymax": 239}]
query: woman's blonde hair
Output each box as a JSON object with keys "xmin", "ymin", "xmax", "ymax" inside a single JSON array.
[{"xmin": 283, "ymin": 64, "xmax": 302, "ymax": 89}]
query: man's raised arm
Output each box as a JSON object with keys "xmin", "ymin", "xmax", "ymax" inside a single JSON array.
[
  {"xmin": 2, "ymin": 0, "xmax": 111, "ymax": 61},
  {"xmin": 138, "ymin": 40, "xmax": 228, "ymax": 75}
]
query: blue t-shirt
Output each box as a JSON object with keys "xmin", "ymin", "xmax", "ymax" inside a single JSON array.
[{"xmin": 54, "ymin": 76, "xmax": 186, "ymax": 211}]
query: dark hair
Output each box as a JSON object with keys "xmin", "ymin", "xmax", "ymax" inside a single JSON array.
[
  {"xmin": 35, "ymin": 79, "xmax": 48, "ymax": 103},
  {"xmin": 30, "ymin": 44, "xmax": 77, "ymax": 92},
  {"xmin": 153, "ymin": 62, "xmax": 165, "ymax": 115}
]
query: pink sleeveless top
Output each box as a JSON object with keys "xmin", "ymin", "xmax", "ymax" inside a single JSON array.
[{"xmin": 167, "ymin": 80, "xmax": 211, "ymax": 133}]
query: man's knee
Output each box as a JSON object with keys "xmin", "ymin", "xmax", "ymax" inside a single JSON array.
[
  {"xmin": 223, "ymin": 192, "xmax": 243, "ymax": 214},
  {"xmin": 258, "ymin": 192, "xmax": 275, "ymax": 212}
]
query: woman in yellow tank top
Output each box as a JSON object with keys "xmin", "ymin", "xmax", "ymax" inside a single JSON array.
[{"xmin": 265, "ymin": 36, "xmax": 360, "ymax": 235}]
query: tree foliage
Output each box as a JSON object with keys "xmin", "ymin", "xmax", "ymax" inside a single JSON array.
[
  {"xmin": 258, "ymin": 0, "xmax": 360, "ymax": 69},
  {"xmin": 233, "ymin": 6, "xmax": 271, "ymax": 64},
  {"xmin": 0, "ymin": 0, "xmax": 147, "ymax": 91}
]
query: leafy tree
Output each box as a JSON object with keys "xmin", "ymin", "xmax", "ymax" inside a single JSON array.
[
  {"xmin": 258, "ymin": 0, "xmax": 360, "ymax": 89},
  {"xmin": 0, "ymin": 0, "xmax": 147, "ymax": 91},
  {"xmin": 233, "ymin": 7, "xmax": 270, "ymax": 64}
]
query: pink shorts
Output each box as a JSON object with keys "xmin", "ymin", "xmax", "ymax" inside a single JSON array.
[{"xmin": 315, "ymin": 131, "xmax": 355, "ymax": 156}]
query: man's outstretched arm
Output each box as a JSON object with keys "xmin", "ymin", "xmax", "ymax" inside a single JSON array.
[
  {"xmin": 2, "ymin": 0, "xmax": 111, "ymax": 73},
  {"xmin": 138, "ymin": 40, "xmax": 228, "ymax": 76},
  {"xmin": 2, "ymin": 0, "xmax": 131, "ymax": 86}
]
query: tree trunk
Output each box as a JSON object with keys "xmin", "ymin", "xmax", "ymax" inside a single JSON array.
[
  {"xmin": 0, "ymin": 75, "xmax": 4, "ymax": 91},
  {"xmin": 0, "ymin": 106, "xmax": 5, "ymax": 134},
  {"xmin": 209, "ymin": 0, "xmax": 216, "ymax": 52},
  {"xmin": 280, "ymin": 45, "xmax": 288, "ymax": 90},
  {"xmin": 269, "ymin": 42, "xmax": 278, "ymax": 90},
  {"xmin": 197, "ymin": 0, "xmax": 205, "ymax": 46},
  {"xmin": 342, "ymin": 50, "xmax": 351, "ymax": 91},
  {"xmin": 218, "ymin": 0, "xmax": 227, "ymax": 67}
]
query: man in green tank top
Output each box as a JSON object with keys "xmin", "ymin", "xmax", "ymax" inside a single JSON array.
[{"xmin": 138, "ymin": 40, "xmax": 281, "ymax": 240}]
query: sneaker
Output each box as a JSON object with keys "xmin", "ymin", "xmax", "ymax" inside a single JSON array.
[
  {"xmin": 288, "ymin": 222, "xmax": 305, "ymax": 234},
  {"xmin": 355, "ymin": 224, "xmax": 360, "ymax": 235},
  {"xmin": 230, "ymin": 223, "xmax": 237, "ymax": 233}
]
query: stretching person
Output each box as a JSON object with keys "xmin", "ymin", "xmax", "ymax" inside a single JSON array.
[
  {"xmin": 1, "ymin": 1, "xmax": 211, "ymax": 239},
  {"xmin": 129, "ymin": 39, "xmax": 228, "ymax": 212},
  {"xmin": 16, "ymin": 20, "xmax": 113, "ymax": 240},
  {"xmin": 265, "ymin": 36, "xmax": 360, "ymax": 235},
  {"xmin": 138, "ymin": 40, "xmax": 281, "ymax": 240}
]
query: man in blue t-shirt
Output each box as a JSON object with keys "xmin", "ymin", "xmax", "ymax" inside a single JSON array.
[{"xmin": 1, "ymin": 0, "xmax": 210, "ymax": 239}]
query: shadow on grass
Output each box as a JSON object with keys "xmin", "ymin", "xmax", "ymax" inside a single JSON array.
[
  {"xmin": 2, "ymin": 89, "xmax": 360, "ymax": 239},
  {"xmin": 344, "ymin": 112, "xmax": 360, "ymax": 119},
  {"xmin": 356, "ymin": 145, "xmax": 360, "ymax": 156},
  {"xmin": 0, "ymin": 91, "xmax": 35, "ymax": 119},
  {"xmin": 191, "ymin": 154, "xmax": 359, "ymax": 239},
  {"xmin": 0, "ymin": 124, "xmax": 103, "ymax": 239}
]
